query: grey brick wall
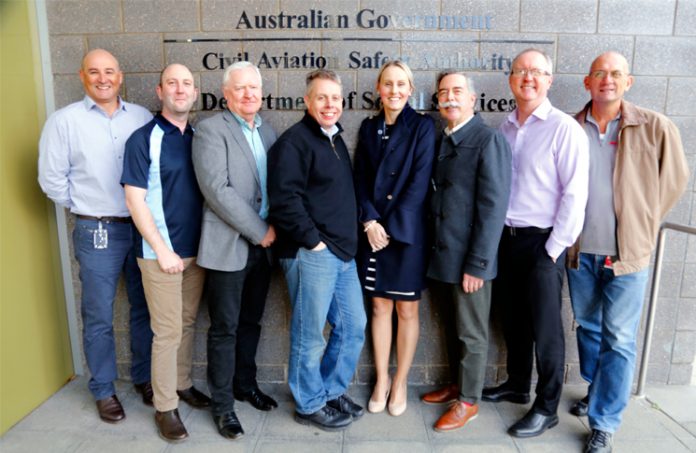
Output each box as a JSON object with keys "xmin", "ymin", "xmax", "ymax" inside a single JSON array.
[{"xmin": 44, "ymin": 0, "xmax": 696, "ymax": 386}]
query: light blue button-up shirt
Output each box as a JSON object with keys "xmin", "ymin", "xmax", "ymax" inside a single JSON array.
[
  {"xmin": 231, "ymin": 112, "xmax": 269, "ymax": 219},
  {"xmin": 38, "ymin": 96, "xmax": 152, "ymax": 217}
]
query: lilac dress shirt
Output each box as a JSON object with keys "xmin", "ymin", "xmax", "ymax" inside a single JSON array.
[{"xmin": 499, "ymin": 98, "xmax": 589, "ymax": 259}]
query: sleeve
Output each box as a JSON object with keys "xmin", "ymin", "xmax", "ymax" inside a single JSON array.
[
  {"xmin": 37, "ymin": 112, "xmax": 72, "ymax": 207},
  {"xmin": 463, "ymin": 132, "xmax": 513, "ymax": 279},
  {"xmin": 192, "ymin": 119, "xmax": 268, "ymax": 245},
  {"xmin": 657, "ymin": 118, "xmax": 689, "ymax": 220},
  {"xmin": 546, "ymin": 120, "xmax": 590, "ymax": 259},
  {"xmin": 384, "ymin": 116, "xmax": 437, "ymax": 244},
  {"xmin": 267, "ymin": 134, "xmax": 322, "ymax": 249},
  {"xmin": 353, "ymin": 119, "xmax": 381, "ymax": 223},
  {"xmin": 120, "ymin": 129, "xmax": 150, "ymax": 189}
]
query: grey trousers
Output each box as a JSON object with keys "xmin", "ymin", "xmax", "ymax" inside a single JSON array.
[{"xmin": 434, "ymin": 280, "xmax": 492, "ymax": 405}]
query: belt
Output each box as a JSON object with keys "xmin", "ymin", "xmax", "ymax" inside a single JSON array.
[
  {"xmin": 76, "ymin": 215, "xmax": 132, "ymax": 224},
  {"xmin": 504, "ymin": 226, "xmax": 552, "ymax": 236}
]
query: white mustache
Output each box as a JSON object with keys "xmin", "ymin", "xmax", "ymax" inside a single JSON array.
[{"xmin": 439, "ymin": 101, "xmax": 462, "ymax": 108}]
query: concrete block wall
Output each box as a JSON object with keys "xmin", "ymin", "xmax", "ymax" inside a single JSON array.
[{"xmin": 43, "ymin": 0, "xmax": 696, "ymax": 386}]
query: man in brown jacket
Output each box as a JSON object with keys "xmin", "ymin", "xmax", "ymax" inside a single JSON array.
[{"xmin": 566, "ymin": 51, "xmax": 689, "ymax": 453}]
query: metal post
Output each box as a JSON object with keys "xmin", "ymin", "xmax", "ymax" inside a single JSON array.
[
  {"xmin": 635, "ymin": 227, "xmax": 667, "ymax": 398},
  {"xmin": 635, "ymin": 222, "xmax": 696, "ymax": 398}
]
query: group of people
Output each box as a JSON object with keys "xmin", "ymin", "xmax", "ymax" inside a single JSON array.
[{"xmin": 37, "ymin": 46, "xmax": 688, "ymax": 453}]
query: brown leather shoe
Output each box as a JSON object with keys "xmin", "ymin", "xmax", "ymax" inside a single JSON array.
[
  {"xmin": 434, "ymin": 402, "xmax": 479, "ymax": 432},
  {"xmin": 96, "ymin": 395, "xmax": 125, "ymax": 423},
  {"xmin": 155, "ymin": 409, "xmax": 188, "ymax": 442},
  {"xmin": 422, "ymin": 384, "xmax": 459, "ymax": 405},
  {"xmin": 134, "ymin": 381, "xmax": 153, "ymax": 406}
]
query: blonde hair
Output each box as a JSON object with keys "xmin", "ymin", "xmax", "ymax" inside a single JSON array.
[{"xmin": 376, "ymin": 60, "xmax": 415, "ymax": 91}]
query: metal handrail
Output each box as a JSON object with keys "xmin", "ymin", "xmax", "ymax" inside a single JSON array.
[{"xmin": 635, "ymin": 221, "xmax": 696, "ymax": 398}]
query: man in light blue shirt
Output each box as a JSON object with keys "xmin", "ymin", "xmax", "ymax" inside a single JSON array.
[
  {"xmin": 192, "ymin": 61, "xmax": 278, "ymax": 440},
  {"xmin": 38, "ymin": 49, "xmax": 154, "ymax": 424}
]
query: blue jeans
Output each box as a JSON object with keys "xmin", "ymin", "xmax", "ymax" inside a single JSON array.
[
  {"xmin": 567, "ymin": 253, "xmax": 649, "ymax": 433},
  {"xmin": 73, "ymin": 218, "xmax": 152, "ymax": 399},
  {"xmin": 280, "ymin": 247, "xmax": 366, "ymax": 414}
]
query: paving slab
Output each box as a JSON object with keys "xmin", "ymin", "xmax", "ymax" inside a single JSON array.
[{"xmin": 2, "ymin": 378, "xmax": 695, "ymax": 453}]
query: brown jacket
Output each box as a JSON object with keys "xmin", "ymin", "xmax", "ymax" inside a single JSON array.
[{"xmin": 567, "ymin": 100, "xmax": 689, "ymax": 275}]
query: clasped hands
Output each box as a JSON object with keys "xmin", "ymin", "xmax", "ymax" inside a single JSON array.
[{"xmin": 364, "ymin": 220, "xmax": 389, "ymax": 252}]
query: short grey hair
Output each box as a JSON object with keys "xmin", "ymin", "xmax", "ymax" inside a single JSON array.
[
  {"xmin": 436, "ymin": 70, "xmax": 476, "ymax": 95},
  {"xmin": 305, "ymin": 69, "xmax": 342, "ymax": 96},
  {"xmin": 511, "ymin": 48, "xmax": 553, "ymax": 75},
  {"xmin": 222, "ymin": 61, "xmax": 262, "ymax": 87}
]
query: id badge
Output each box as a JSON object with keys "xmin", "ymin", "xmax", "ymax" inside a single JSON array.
[{"xmin": 93, "ymin": 221, "xmax": 108, "ymax": 249}]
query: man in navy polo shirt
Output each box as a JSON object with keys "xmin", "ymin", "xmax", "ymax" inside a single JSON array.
[{"xmin": 122, "ymin": 63, "xmax": 210, "ymax": 442}]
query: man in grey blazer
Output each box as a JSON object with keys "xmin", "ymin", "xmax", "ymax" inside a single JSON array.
[{"xmin": 192, "ymin": 61, "xmax": 278, "ymax": 440}]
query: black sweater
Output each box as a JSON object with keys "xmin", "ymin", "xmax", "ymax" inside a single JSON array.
[{"xmin": 268, "ymin": 113, "xmax": 357, "ymax": 261}]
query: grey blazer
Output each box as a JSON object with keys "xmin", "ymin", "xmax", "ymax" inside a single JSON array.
[{"xmin": 192, "ymin": 109, "xmax": 277, "ymax": 272}]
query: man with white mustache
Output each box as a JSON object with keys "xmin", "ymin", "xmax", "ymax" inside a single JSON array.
[
  {"xmin": 482, "ymin": 48, "xmax": 589, "ymax": 438},
  {"xmin": 268, "ymin": 69, "xmax": 367, "ymax": 432},
  {"xmin": 424, "ymin": 71, "xmax": 511, "ymax": 432}
]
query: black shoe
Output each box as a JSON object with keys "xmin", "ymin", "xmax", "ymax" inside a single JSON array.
[
  {"xmin": 177, "ymin": 386, "xmax": 211, "ymax": 409},
  {"xmin": 482, "ymin": 382, "xmax": 530, "ymax": 404},
  {"xmin": 585, "ymin": 429, "xmax": 613, "ymax": 453},
  {"xmin": 327, "ymin": 394, "xmax": 365, "ymax": 420},
  {"xmin": 508, "ymin": 410, "xmax": 559, "ymax": 438},
  {"xmin": 213, "ymin": 411, "xmax": 244, "ymax": 440},
  {"xmin": 571, "ymin": 395, "xmax": 589, "ymax": 416},
  {"xmin": 234, "ymin": 387, "xmax": 278, "ymax": 411},
  {"xmin": 294, "ymin": 405, "xmax": 352, "ymax": 432},
  {"xmin": 134, "ymin": 381, "xmax": 153, "ymax": 406}
]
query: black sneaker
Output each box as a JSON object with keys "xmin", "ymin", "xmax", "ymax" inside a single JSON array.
[
  {"xmin": 571, "ymin": 395, "xmax": 590, "ymax": 416},
  {"xmin": 327, "ymin": 394, "xmax": 365, "ymax": 420},
  {"xmin": 585, "ymin": 429, "xmax": 613, "ymax": 453},
  {"xmin": 295, "ymin": 405, "xmax": 352, "ymax": 432}
]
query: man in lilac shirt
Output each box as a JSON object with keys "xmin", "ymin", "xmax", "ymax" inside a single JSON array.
[{"xmin": 481, "ymin": 48, "xmax": 589, "ymax": 438}]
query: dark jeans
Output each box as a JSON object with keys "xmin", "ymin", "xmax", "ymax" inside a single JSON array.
[
  {"xmin": 205, "ymin": 246, "xmax": 271, "ymax": 416},
  {"xmin": 73, "ymin": 218, "xmax": 152, "ymax": 399},
  {"xmin": 493, "ymin": 229, "xmax": 566, "ymax": 415}
]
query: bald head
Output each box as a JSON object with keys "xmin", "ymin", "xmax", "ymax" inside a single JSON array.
[
  {"xmin": 79, "ymin": 49, "xmax": 123, "ymax": 111},
  {"xmin": 81, "ymin": 49, "xmax": 120, "ymax": 72},
  {"xmin": 589, "ymin": 51, "xmax": 630, "ymax": 75}
]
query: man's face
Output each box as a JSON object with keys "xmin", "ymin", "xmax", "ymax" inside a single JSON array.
[
  {"xmin": 223, "ymin": 66, "xmax": 262, "ymax": 122},
  {"xmin": 305, "ymin": 78, "xmax": 343, "ymax": 130},
  {"xmin": 79, "ymin": 50, "xmax": 123, "ymax": 105},
  {"xmin": 437, "ymin": 74, "xmax": 476, "ymax": 129},
  {"xmin": 157, "ymin": 64, "xmax": 198, "ymax": 116},
  {"xmin": 584, "ymin": 52, "xmax": 633, "ymax": 105},
  {"xmin": 509, "ymin": 50, "xmax": 553, "ymax": 105}
]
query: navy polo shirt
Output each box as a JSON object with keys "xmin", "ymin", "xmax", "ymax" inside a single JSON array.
[{"xmin": 121, "ymin": 113, "xmax": 203, "ymax": 259}]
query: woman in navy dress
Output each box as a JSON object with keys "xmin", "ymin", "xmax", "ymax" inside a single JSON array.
[{"xmin": 354, "ymin": 60, "xmax": 436, "ymax": 416}]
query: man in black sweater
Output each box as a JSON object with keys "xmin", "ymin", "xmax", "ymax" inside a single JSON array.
[{"xmin": 268, "ymin": 69, "xmax": 366, "ymax": 432}]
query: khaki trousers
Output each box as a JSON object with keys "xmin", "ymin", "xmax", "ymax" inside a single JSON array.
[{"xmin": 138, "ymin": 257, "xmax": 205, "ymax": 411}]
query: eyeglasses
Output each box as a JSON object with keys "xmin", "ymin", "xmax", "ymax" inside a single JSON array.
[
  {"xmin": 510, "ymin": 68, "xmax": 551, "ymax": 78},
  {"xmin": 590, "ymin": 70, "xmax": 627, "ymax": 79}
]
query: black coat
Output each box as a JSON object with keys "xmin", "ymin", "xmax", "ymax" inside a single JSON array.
[
  {"xmin": 427, "ymin": 113, "xmax": 512, "ymax": 284},
  {"xmin": 353, "ymin": 104, "xmax": 436, "ymax": 292}
]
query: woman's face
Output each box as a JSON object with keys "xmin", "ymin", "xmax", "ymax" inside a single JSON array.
[{"xmin": 377, "ymin": 66, "xmax": 413, "ymax": 115}]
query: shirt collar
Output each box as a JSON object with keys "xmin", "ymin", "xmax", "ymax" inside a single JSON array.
[
  {"xmin": 586, "ymin": 109, "xmax": 621, "ymax": 126},
  {"xmin": 83, "ymin": 95, "xmax": 126, "ymax": 113},
  {"xmin": 506, "ymin": 97, "xmax": 552, "ymax": 126},
  {"xmin": 320, "ymin": 124, "xmax": 339, "ymax": 139},
  {"xmin": 231, "ymin": 111, "xmax": 262, "ymax": 131},
  {"xmin": 444, "ymin": 114, "xmax": 474, "ymax": 136},
  {"xmin": 154, "ymin": 113, "xmax": 193, "ymax": 135}
]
